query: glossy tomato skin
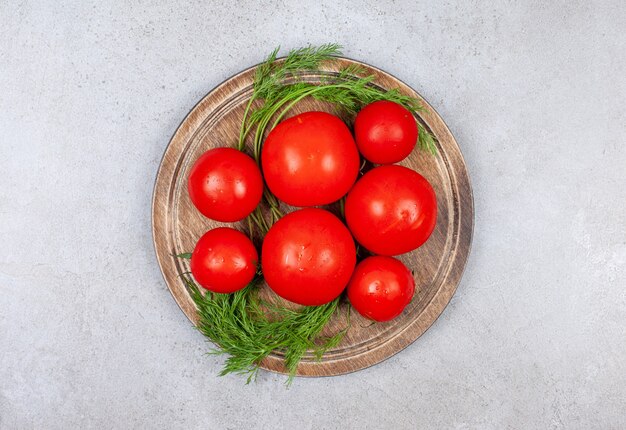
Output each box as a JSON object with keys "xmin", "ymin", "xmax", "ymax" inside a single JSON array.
[
  {"xmin": 190, "ymin": 227, "xmax": 258, "ymax": 293},
  {"xmin": 347, "ymin": 256, "xmax": 415, "ymax": 322},
  {"xmin": 345, "ymin": 165, "xmax": 437, "ymax": 256},
  {"xmin": 354, "ymin": 101, "xmax": 418, "ymax": 164},
  {"xmin": 261, "ymin": 111, "xmax": 360, "ymax": 207},
  {"xmin": 262, "ymin": 208, "xmax": 356, "ymax": 306},
  {"xmin": 188, "ymin": 147, "xmax": 263, "ymax": 222}
]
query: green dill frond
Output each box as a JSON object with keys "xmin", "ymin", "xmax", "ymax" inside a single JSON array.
[
  {"xmin": 253, "ymin": 44, "xmax": 342, "ymax": 101},
  {"xmin": 417, "ymin": 122, "xmax": 438, "ymax": 154},
  {"xmin": 337, "ymin": 64, "xmax": 370, "ymax": 78},
  {"xmin": 187, "ymin": 275, "xmax": 344, "ymax": 383},
  {"xmin": 254, "ymin": 46, "xmax": 280, "ymax": 92}
]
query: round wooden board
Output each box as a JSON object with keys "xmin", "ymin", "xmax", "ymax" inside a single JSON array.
[{"xmin": 152, "ymin": 57, "xmax": 473, "ymax": 377}]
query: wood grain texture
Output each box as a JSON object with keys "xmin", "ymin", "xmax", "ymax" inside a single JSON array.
[{"xmin": 151, "ymin": 58, "xmax": 474, "ymax": 377}]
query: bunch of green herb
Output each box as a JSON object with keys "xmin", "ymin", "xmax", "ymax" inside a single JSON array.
[{"xmin": 187, "ymin": 276, "xmax": 348, "ymax": 384}]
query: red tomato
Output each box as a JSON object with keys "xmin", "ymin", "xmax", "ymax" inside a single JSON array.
[
  {"xmin": 190, "ymin": 227, "xmax": 258, "ymax": 293},
  {"xmin": 354, "ymin": 100, "xmax": 418, "ymax": 164},
  {"xmin": 347, "ymin": 256, "xmax": 415, "ymax": 321},
  {"xmin": 261, "ymin": 111, "xmax": 360, "ymax": 207},
  {"xmin": 188, "ymin": 147, "xmax": 263, "ymax": 222},
  {"xmin": 261, "ymin": 208, "xmax": 356, "ymax": 306},
  {"xmin": 345, "ymin": 165, "xmax": 437, "ymax": 256}
]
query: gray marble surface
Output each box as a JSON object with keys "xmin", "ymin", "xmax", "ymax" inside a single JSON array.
[{"xmin": 1, "ymin": 1, "xmax": 625, "ymax": 428}]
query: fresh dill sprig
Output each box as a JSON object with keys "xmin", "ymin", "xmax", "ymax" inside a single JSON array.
[
  {"xmin": 254, "ymin": 43, "xmax": 342, "ymax": 100},
  {"xmin": 238, "ymin": 44, "xmax": 342, "ymax": 151},
  {"xmin": 186, "ymin": 276, "xmax": 344, "ymax": 384},
  {"xmin": 417, "ymin": 122, "xmax": 438, "ymax": 154}
]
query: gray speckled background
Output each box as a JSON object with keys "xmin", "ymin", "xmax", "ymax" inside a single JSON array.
[{"xmin": 1, "ymin": 1, "xmax": 625, "ymax": 428}]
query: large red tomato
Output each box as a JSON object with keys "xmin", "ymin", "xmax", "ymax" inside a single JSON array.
[
  {"xmin": 261, "ymin": 111, "xmax": 360, "ymax": 207},
  {"xmin": 188, "ymin": 147, "xmax": 263, "ymax": 222},
  {"xmin": 347, "ymin": 256, "xmax": 415, "ymax": 322},
  {"xmin": 261, "ymin": 208, "xmax": 356, "ymax": 306},
  {"xmin": 345, "ymin": 165, "xmax": 437, "ymax": 256},
  {"xmin": 354, "ymin": 100, "xmax": 418, "ymax": 164},
  {"xmin": 191, "ymin": 227, "xmax": 258, "ymax": 293}
]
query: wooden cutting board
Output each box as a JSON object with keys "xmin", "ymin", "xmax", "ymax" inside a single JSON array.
[{"xmin": 152, "ymin": 57, "xmax": 473, "ymax": 377}]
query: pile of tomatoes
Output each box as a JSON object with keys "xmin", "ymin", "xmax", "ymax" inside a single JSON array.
[{"xmin": 187, "ymin": 101, "xmax": 437, "ymax": 322}]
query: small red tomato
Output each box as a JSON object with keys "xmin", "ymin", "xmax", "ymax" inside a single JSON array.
[
  {"xmin": 262, "ymin": 208, "xmax": 356, "ymax": 306},
  {"xmin": 345, "ymin": 165, "xmax": 437, "ymax": 256},
  {"xmin": 347, "ymin": 256, "xmax": 415, "ymax": 322},
  {"xmin": 188, "ymin": 147, "xmax": 263, "ymax": 222},
  {"xmin": 261, "ymin": 111, "xmax": 360, "ymax": 207},
  {"xmin": 354, "ymin": 100, "xmax": 418, "ymax": 164},
  {"xmin": 190, "ymin": 227, "xmax": 258, "ymax": 293}
]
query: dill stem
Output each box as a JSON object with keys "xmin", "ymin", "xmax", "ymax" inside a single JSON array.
[
  {"xmin": 251, "ymin": 88, "xmax": 310, "ymax": 160},
  {"xmin": 237, "ymin": 95, "xmax": 256, "ymax": 150},
  {"xmin": 247, "ymin": 216, "xmax": 254, "ymax": 240},
  {"xmin": 270, "ymin": 86, "xmax": 324, "ymax": 129}
]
